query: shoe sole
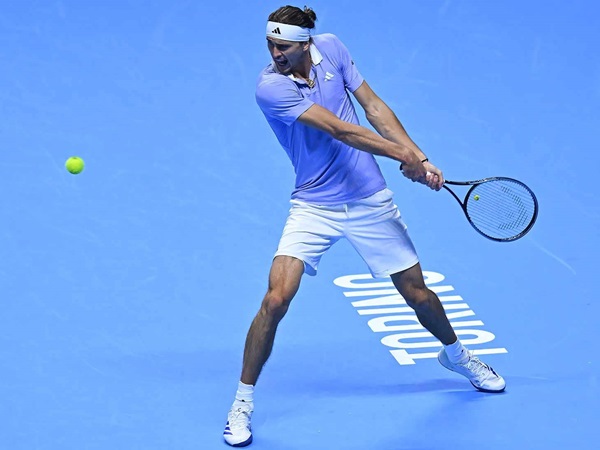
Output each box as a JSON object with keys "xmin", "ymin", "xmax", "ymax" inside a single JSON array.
[
  {"xmin": 438, "ymin": 355, "xmax": 505, "ymax": 393},
  {"xmin": 226, "ymin": 435, "xmax": 253, "ymax": 447},
  {"xmin": 469, "ymin": 380, "xmax": 505, "ymax": 393}
]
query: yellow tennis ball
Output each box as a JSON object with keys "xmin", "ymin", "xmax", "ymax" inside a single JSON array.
[
  {"xmin": 65, "ymin": 156, "xmax": 85, "ymax": 174},
  {"xmin": 474, "ymin": 194, "xmax": 480, "ymax": 201}
]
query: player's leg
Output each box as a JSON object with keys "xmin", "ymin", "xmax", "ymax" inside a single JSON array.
[
  {"xmin": 391, "ymin": 263, "xmax": 505, "ymax": 393},
  {"xmin": 390, "ymin": 262, "xmax": 456, "ymax": 345},
  {"xmin": 241, "ymin": 255, "xmax": 305, "ymax": 385},
  {"xmin": 345, "ymin": 188, "xmax": 505, "ymax": 393},
  {"xmin": 224, "ymin": 255, "xmax": 304, "ymax": 448},
  {"xmin": 224, "ymin": 199, "xmax": 343, "ymax": 447}
]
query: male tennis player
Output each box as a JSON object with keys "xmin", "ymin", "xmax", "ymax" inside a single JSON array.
[{"xmin": 223, "ymin": 6, "xmax": 505, "ymax": 447}]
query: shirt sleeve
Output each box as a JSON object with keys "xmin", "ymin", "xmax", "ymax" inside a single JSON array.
[
  {"xmin": 331, "ymin": 35, "xmax": 364, "ymax": 93},
  {"xmin": 255, "ymin": 76, "xmax": 314, "ymax": 126}
]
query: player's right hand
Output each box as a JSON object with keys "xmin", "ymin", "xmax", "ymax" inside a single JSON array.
[{"xmin": 423, "ymin": 161, "xmax": 444, "ymax": 191}]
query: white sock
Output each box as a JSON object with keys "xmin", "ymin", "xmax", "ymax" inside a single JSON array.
[
  {"xmin": 234, "ymin": 381, "xmax": 254, "ymax": 403},
  {"xmin": 444, "ymin": 339, "xmax": 469, "ymax": 364}
]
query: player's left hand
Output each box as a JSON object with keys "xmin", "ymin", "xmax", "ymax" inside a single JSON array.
[{"xmin": 423, "ymin": 161, "xmax": 444, "ymax": 191}]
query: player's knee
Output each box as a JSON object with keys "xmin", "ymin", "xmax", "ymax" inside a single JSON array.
[
  {"xmin": 402, "ymin": 287, "xmax": 431, "ymax": 310},
  {"xmin": 261, "ymin": 290, "xmax": 291, "ymax": 319}
]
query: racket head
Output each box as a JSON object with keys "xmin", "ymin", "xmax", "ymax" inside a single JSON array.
[{"xmin": 449, "ymin": 177, "xmax": 539, "ymax": 242}]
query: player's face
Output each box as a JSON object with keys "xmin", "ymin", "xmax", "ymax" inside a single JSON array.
[{"xmin": 267, "ymin": 37, "xmax": 309, "ymax": 74}]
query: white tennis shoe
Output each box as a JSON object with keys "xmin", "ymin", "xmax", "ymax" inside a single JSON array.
[
  {"xmin": 438, "ymin": 349, "xmax": 506, "ymax": 393},
  {"xmin": 223, "ymin": 400, "xmax": 253, "ymax": 447}
]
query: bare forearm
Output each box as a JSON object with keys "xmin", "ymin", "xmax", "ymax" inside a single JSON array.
[
  {"xmin": 334, "ymin": 123, "xmax": 420, "ymax": 165},
  {"xmin": 366, "ymin": 105, "xmax": 427, "ymax": 161},
  {"xmin": 296, "ymin": 101, "xmax": 421, "ymax": 166}
]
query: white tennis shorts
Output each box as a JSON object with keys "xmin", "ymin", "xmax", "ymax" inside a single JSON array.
[{"xmin": 275, "ymin": 188, "xmax": 419, "ymax": 278}]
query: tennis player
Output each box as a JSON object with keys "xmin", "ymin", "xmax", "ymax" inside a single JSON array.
[{"xmin": 223, "ymin": 6, "xmax": 505, "ymax": 447}]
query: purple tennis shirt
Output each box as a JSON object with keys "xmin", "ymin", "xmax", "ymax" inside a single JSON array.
[{"xmin": 255, "ymin": 33, "xmax": 386, "ymax": 205}]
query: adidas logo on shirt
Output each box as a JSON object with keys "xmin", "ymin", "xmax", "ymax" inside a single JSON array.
[{"xmin": 325, "ymin": 72, "xmax": 334, "ymax": 81}]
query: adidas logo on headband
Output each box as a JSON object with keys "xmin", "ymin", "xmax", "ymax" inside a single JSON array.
[{"xmin": 266, "ymin": 21, "xmax": 312, "ymax": 42}]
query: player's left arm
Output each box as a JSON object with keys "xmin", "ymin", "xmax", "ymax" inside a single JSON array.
[{"xmin": 352, "ymin": 81, "xmax": 444, "ymax": 190}]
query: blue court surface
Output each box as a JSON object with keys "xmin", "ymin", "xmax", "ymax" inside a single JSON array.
[{"xmin": 1, "ymin": 1, "xmax": 599, "ymax": 449}]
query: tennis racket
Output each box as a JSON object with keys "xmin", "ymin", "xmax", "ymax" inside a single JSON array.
[{"xmin": 442, "ymin": 177, "xmax": 539, "ymax": 242}]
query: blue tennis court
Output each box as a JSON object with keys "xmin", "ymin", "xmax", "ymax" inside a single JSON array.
[{"xmin": 1, "ymin": 1, "xmax": 598, "ymax": 449}]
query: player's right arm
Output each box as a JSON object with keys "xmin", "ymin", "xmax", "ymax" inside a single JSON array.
[{"xmin": 297, "ymin": 103, "xmax": 427, "ymax": 182}]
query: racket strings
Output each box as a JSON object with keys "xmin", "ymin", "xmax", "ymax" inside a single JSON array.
[{"xmin": 465, "ymin": 180, "xmax": 536, "ymax": 240}]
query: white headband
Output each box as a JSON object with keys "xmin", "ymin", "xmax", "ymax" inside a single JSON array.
[{"xmin": 266, "ymin": 21, "xmax": 312, "ymax": 42}]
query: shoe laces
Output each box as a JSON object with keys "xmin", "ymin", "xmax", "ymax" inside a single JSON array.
[
  {"xmin": 229, "ymin": 404, "xmax": 252, "ymax": 431},
  {"xmin": 463, "ymin": 354, "xmax": 494, "ymax": 380}
]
